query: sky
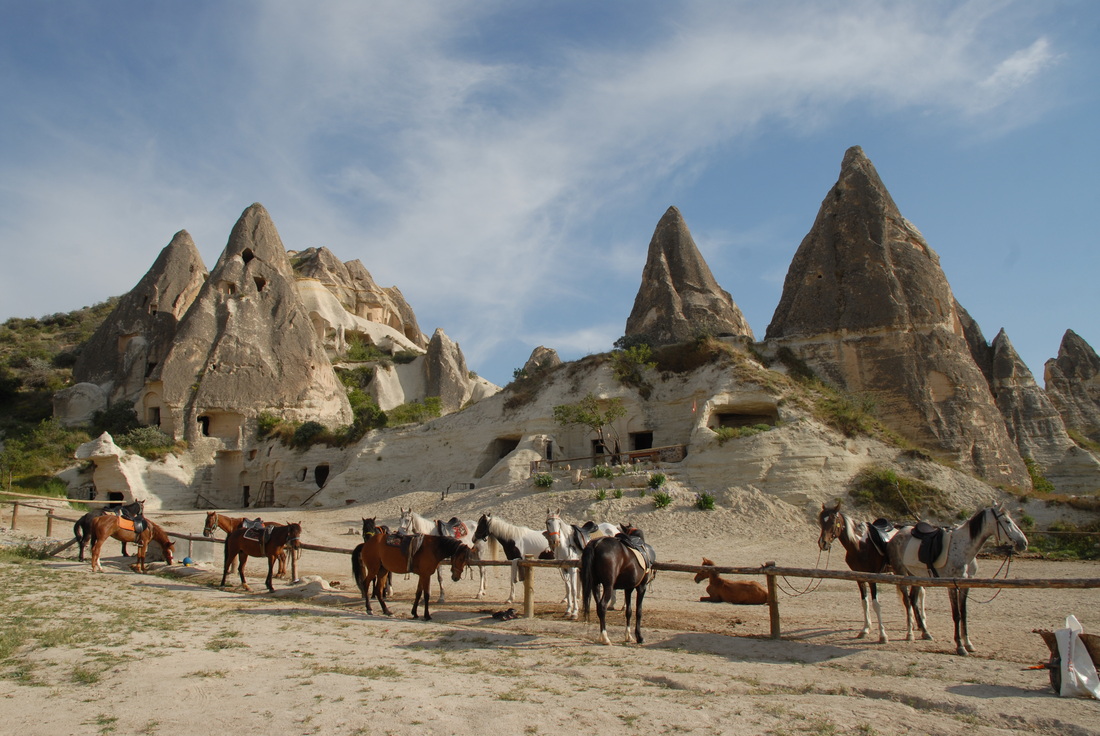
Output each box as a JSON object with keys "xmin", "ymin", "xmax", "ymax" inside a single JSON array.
[{"xmin": 1, "ymin": 1, "xmax": 1097, "ymax": 388}]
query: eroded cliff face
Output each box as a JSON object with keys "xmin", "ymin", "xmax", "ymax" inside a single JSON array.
[
  {"xmin": 1045, "ymin": 329, "xmax": 1100, "ymax": 445},
  {"xmin": 59, "ymin": 230, "xmax": 208, "ymax": 424},
  {"xmin": 765, "ymin": 146, "xmax": 1029, "ymax": 489},
  {"xmin": 625, "ymin": 206, "xmax": 754, "ymax": 346},
  {"xmin": 151, "ymin": 203, "xmax": 352, "ymax": 442}
]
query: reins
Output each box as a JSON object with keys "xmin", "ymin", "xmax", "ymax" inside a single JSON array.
[{"xmin": 777, "ymin": 545, "xmax": 827, "ymax": 596}]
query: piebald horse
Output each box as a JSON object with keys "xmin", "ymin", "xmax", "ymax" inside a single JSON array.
[
  {"xmin": 397, "ymin": 508, "xmax": 492, "ymax": 601},
  {"xmin": 887, "ymin": 503, "xmax": 1028, "ymax": 655},
  {"xmin": 817, "ymin": 501, "xmax": 895, "ymax": 642},
  {"xmin": 473, "ymin": 513, "xmax": 549, "ymax": 604}
]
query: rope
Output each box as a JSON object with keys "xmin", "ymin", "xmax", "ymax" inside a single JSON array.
[
  {"xmin": 777, "ymin": 547, "xmax": 828, "ymax": 597},
  {"xmin": 972, "ymin": 554, "xmax": 1013, "ymax": 604}
]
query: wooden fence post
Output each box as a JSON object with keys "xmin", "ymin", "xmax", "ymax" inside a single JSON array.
[
  {"xmin": 523, "ymin": 563, "xmax": 535, "ymax": 618},
  {"xmin": 764, "ymin": 561, "xmax": 780, "ymax": 639},
  {"xmin": 10, "ymin": 502, "xmax": 18, "ymax": 531},
  {"xmin": 46, "ymin": 509, "xmax": 54, "ymax": 538}
]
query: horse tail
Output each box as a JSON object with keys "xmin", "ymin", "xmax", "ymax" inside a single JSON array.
[
  {"xmin": 351, "ymin": 543, "xmax": 367, "ymax": 596},
  {"xmin": 73, "ymin": 518, "xmax": 84, "ymax": 545},
  {"xmin": 580, "ymin": 541, "xmax": 595, "ymax": 623}
]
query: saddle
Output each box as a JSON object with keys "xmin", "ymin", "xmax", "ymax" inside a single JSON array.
[
  {"xmin": 241, "ymin": 518, "xmax": 269, "ymax": 544},
  {"xmin": 569, "ymin": 524, "xmax": 592, "ymax": 552},
  {"xmin": 435, "ymin": 518, "xmax": 468, "ymax": 540},
  {"xmin": 616, "ymin": 529, "xmax": 656, "ymax": 573},
  {"xmin": 116, "ymin": 516, "xmax": 147, "ymax": 535},
  {"xmin": 867, "ymin": 518, "xmax": 894, "ymax": 558},
  {"xmin": 911, "ymin": 521, "xmax": 946, "ymax": 576},
  {"xmin": 385, "ymin": 532, "xmax": 423, "ymax": 571}
]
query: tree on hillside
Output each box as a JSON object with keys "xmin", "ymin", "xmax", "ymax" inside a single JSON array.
[{"xmin": 553, "ymin": 393, "xmax": 627, "ymax": 462}]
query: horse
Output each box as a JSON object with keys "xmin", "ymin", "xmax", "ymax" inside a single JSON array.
[
  {"xmin": 203, "ymin": 511, "xmax": 288, "ymax": 577},
  {"xmin": 887, "ymin": 502, "xmax": 1028, "ymax": 655},
  {"xmin": 473, "ymin": 513, "xmax": 549, "ymax": 604},
  {"xmin": 817, "ymin": 500, "xmax": 895, "ymax": 642},
  {"xmin": 220, "ymin": 522, "xmax": 302, "ymax": 593},
  {"xmin": 88, "ymin": 514, "xmax": 174, "ymax": 574},
  {"xmin": 398, "ymin": 508, "xmax": 491, "ymax": 601},
  {"xmin": 694, "ymin": 558, "xmax": 768, "ymax": 605},
  {"xmin": 543, "ymin": 510, "xmax": 618, "ymax": 619},
  {"xmin": 352, "ymin": 518, "xmax": 471, "ymax": 620},
  {"xmin": 73, "ymin": 499, "xmax": 144, "ymax": 562},
  {"xmin": 580, "ymin": 523, "xmax": 655, "ymax": 645}
]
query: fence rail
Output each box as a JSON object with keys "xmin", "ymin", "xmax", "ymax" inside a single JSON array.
[{"xmin": 4, "ymin": 498, "xmax": 1099, "ymax": 641}]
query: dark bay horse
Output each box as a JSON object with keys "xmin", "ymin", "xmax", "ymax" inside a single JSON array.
[
  {"xmin": 220, "ymin": 522, "xmax": 302, "ymax": 593},
  {"xmin": 887, "ymin": 503, "xmax": 1028, "ymax": 655},
  {"xmin": 88, "ymin": 514, "xmax": 174, "ymax": 573},
  {"xmin": 73, "ymin": 500, "xmax": 144, "ymax": 562},
  {"xmin": 580, "ymin": 524, "xmax": 655, "ymax": 645},
  {"xmin": 353, "ymin": 519, "xmax": 471, "ymax": 620},
  {"xmin": 818, "ymin": 501, "xmax": 895, "ymax": 642},
  {"xmin": 203, "ymin": 511, "xmax": 288, "ymax": 576}
]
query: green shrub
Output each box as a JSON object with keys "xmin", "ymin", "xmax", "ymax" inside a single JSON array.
[
  {"xmin": 817, "ymin": 392, "xmax": 877, "ymax": 437},
  {"xmin": 256, "ymin": 412, "xmax": 281, "ymax": 439},
  {"xmin": 611, "ymin": 343, "xmax": 656, "ymax": 395},
  {"xmin": 91, "ymin": 403, "xmax": 141, "ymax": 437},
  {"xmin": 1023, "ymin": 457, "xmax": 1056, "ymax": 494},
  {"xmin": 652, "ymin": 490, "xmax": 672, "ymax": 509},
  {"xmin": 291, "ymin": 421, "xmax": 327, "ymax": 449},
  {"xmin": 117, "ymin": 426, "xmax": 177, "ymax": 459},
  {"xmin": 386, "ymin": 397, "xmax": 441, "ymax": 426},
  {"xmin": 848, "ymin": 466, "xmax": 947, "ymax": 517},
  {"xmin": 590, "ymin": 465, "xmax": 614, "ymax": 480},
  {"xmin": 714, "ymin": 424, "xmax": 773, "ymax": 445},
  {"xmin": 695, "ymin": 492, "xmax": 716, "ymax": 510},
  {"xmin": 1030, "ymin": 521, "xmax": 1100, "ymax": 560},
  {"xmin": 392, "ymin": 350, "xmax": 420, "ymax": 364},
  {"xmin": 595, "ymin": 488, "xmax": 607, "ymax": 501},
  {"xmin": 613, "ymin": 488, "xmax": 623, "ymax": 499},
  {"xmin": 647, "ymin": 473, "xmax": 666, "ymax": 489},
  {"xmin": 533, "ymin": 473, "xmax": 554, "ymax": 488}
]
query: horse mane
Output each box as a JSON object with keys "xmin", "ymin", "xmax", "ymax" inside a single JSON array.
[
  {"xmin": 488, "ymin": 515, "xmax": 536, "ymax": 540},
  {"xmin": 433, "ymin": 535, "xmax": 467, "ymax": 558},
  {"xmin": 967, "ymin": 507, "xmax": 990, "ymax": 539}
]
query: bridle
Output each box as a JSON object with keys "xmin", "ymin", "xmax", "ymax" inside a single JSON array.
[
  {"xmin": 819, "ymin": 509, "xmax": 843, "ymax": 550},
  {"xmin": 545, "ymin": 513, "xmax": 563, "ymax": 550},
  {"xmin": 991, "ymin": 505, "xmax": 1015, "ymax": 546},
  {"xmin": 203, "ymin": 512, "xmax": 219, "ymax": 538}
]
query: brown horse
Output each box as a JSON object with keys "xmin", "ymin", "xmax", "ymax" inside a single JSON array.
[
  {"xmin": 73, "ymin": 500, "xmax": 144, "ymax": 561},
  {"xmin": 694, "ymin": 558, "xmax": 768, "ymax": 605},
  {"xmin": 580, "ymin": 524, "xmax": 655, "ymax": 645},
  {"xmin": 203, "ymin": 511, "xmax": 288, "ymax": 576},
  {"xmin": 89, "ymin": 514, "xmax": 175, "ymax": 573},
  {"xmin": 220, "ymin": 522, "xmax": 302, "ymax": 593},
  {"xmin": 352, "ymin": 520, "xmax": 471, "ymax": 620}
]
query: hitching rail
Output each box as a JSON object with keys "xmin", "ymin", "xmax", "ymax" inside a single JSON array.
[{"xmin": 6, "ymin": 500, "xmax": 1099, "ymax": 641}]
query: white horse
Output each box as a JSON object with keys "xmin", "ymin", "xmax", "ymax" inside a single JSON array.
[
  {"xmin": 887, "ymin": 502, "xmax": 1028, "ymax": 656},
  {"xmin": 473, "ymin": 513, "xmax": 550, "ymax": 604},
  {"xmin": 545, "ymin": 510, "xmax": 621, "ymax": 619},
  {"xmin": 397, "ymin": 508, "xmax": 493, "ymax": 602}
]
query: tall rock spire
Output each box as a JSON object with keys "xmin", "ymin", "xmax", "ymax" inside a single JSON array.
[
  {"xmin": 70, "ymin": 229, "xmax": 208, "ymax": 410},
  {"xmin": 766, "ymin": 147, "xmax": 1029, "ymax": 489},
  {"xmin": 625, "ymin": 206, "xmax": 753, "ymax": 346},
  {"xmin": 150, "ymin": 203, "xmax": 352, "ymax": 441},
  {"xmin": 1045, "ymin": 329, "xmax": 1100, "ymax": 444}
]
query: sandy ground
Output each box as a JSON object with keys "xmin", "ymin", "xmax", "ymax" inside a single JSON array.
[{"xmin": 1, "ymin": 488, "xmax": 1098, "ymax": 736}]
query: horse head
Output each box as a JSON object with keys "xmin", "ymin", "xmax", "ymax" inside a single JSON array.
[
  {"xmin": 544, "ymin": 510, "xmax": 564, "ymax": 550},
  {"xmin": 450, "ymin": 544, "xmax": 472, "ymax": 582},
  {"xmin": 818, "ymin": 501, "xmax": 842, "ymax": 551},
  {"xmin": 162, "ymin": 538, "xmax": 176, "ymax": 565},
  {"xmin": 991, "ymin": 503, "xmax": 1028, "ymax": 553},
  {"xmin": 203, "ymin": 511, "xmax": 219, "ymax": 538},
  {"xmin": 361, "ymin": 518, "xmax": 381, "ymax": 541},
  {"xmin": 397, "ymin": 507, "xmax": 413, "ymax": 533},
  {"xmin": 285, "ymin": 523, "xmax": 303, "ymax": 551},
  {"xmin": 694, "ymin": 557, "xmax": 716, "ymax": 583},
  {"xmin": 473, "ymin": 514, "xmax": 492, "ymax": 543}
]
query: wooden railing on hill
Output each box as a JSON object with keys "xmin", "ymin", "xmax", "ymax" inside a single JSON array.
[{"xmin": 530, "ymin": 444, "xmax": 688, "ymax": 474}]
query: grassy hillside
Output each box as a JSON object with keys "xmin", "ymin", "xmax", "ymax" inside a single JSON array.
[{"xmin": 0, "ymin": 299, "xmax": 117, "ymax": 495}]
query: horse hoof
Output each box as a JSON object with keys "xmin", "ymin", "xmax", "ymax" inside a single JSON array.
[
  {"xmin": 856, "ymin": 630, "xmax": 869, "ymax": 639},
  {"xmin": 965, "ymin": 644, "xmax": 976, "ymax": 653},
  {"xmin": 956, "ymin": 647, "xmax": 969, "ymax": 656},
  {"xmin": 922, "ymin": 633, "xmax": 933, "ymax": 641},
  {"xmin": 878, "ymin": 635, "xmax": 889, "ymax": 644}
]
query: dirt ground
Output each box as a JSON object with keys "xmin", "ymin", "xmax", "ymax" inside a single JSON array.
[{"xmin": 1, "ymin": 496, "xmax": 1098, "ymax": 736}]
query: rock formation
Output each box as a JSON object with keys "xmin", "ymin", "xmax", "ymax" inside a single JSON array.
[
  {"xmin": 149, "ymin": 204, "xmax": 352, "ymax": 442},
  {"xmin": 1045, "ymin": 330, "xmax": 1100, "ymax": 444},
  {"xmin": 765, "ymin": 146, "xmax": 1029, "ymax": 489},
  {"xmin": 523, "ymin": 346, "xmax": 562, "ymax": 376},
  {"xmin": 989, "ymin": 330, "xmax": 1100, "ymax": 492},
  {"xmin": 293, "ymin": 247, "xmax": 427, "ymax": 350},
  {"xmin": 67, "ymin": 230, "xmax": 208, "ymax": 418},
  {"xmin": 625, "ymin": 206, "xmax": 754, "ymax": 346}
]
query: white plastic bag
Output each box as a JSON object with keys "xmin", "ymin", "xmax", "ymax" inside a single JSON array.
[{"xmin": 1054, "ymin": 615, "xmax": 1100, "ymax": 699}]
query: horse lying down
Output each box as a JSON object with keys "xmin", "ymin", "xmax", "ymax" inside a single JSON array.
[{"xmin": 694, "ymin": 558, "xmax": 768, "ymax": 605}]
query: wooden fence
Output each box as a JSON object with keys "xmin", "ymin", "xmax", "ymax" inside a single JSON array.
[{"xmin": 4, "ymin": 498, "xmax": 1100, "ymax": 641}]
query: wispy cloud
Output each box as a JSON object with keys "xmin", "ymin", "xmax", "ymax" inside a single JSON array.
[{"xmin": 0, "ymin": 1, "xmax": 1073, "ymax": 384}]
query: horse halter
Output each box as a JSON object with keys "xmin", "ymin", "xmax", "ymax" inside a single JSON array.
[
  {"xmin": 819, "ymin": 510, "xmax": 842, "ymax": 549},
  {"xmin": 544, "ymin": 514, "xmax": 562, "ymax": 548},
  {"xmin": 991, "ymin": 506, "xmax": 1013, "ymax": 545},
  {"xmin": 202, "ymin": 513, "xmax": 218, "ymax": 537}
]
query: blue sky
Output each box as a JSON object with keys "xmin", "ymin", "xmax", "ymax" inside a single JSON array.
[{"xmin": 1, "ymin": 1, "xmax": 1097, "ymax": 388}]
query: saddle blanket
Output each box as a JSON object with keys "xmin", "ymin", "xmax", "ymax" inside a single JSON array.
[{"xmin": 116, "ymin": 517, "xmax": 147, "ymax": 535}]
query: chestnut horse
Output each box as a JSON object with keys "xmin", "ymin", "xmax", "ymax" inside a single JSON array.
[
  {"xmin": 694, "ymin": 558, "xmax": 768, "ymax": 605},
  {"xmin": 88, "ymin": 514, "xmax": 174, "ymax": 573},
  {"xmin": 353, "ymin": 519, "xmax": 471, "ymax": 620},
  {"xmin": 203, "ymin": 511, "xmax": 288, "ymax": 576},
  {"xmin": 74, "ymin": 499, "xmax": 144, "ymax": 562},
  {"xmin": 818, "ymin": 501, "xmax": 895, "ymax": 642},
  {"xmin": 220, "ymin": 522, "xmax": 302, "ymax": 593}
]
